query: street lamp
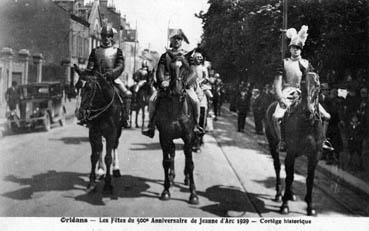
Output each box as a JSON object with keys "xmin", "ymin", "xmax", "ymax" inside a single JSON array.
[{"xmin": 281, "ymin": 0, "xmax": 288, "ymax": 59}]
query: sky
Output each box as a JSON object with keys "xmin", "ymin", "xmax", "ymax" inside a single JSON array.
[{"xmin": 114, "ymin": 0, "xmax": 209, "ymax": 53}]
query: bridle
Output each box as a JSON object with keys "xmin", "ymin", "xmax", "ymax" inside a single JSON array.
[{"xmin": 83, "ymin": 77, "xmax": 115, "ymax": 121}]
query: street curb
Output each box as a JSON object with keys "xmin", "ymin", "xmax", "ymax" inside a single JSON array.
[{"xmin": 220, "ymin": 105, "xmax": 369, "ymax": 198}]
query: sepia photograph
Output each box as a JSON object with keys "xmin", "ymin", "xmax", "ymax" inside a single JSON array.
[{"xmin": 0, "ymin": 0, "xmax": 369, "ymax": 230}]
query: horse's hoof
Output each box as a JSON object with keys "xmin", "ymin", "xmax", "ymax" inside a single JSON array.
[
  {"xmin": 280, "ymin": 205, "xmax": 290, "ymax": 214},
  {"xmin": 189, "ymin": 194, "xmax": 199, "ymax": 205},
  {"xmin": 274, "ymin": 194, "xmax": 282, "ymax": 202},
  {"xmin": 103, "ymin": 184, "xmax": 113, "ymax": 195},
  {"xmin": 160, "ymin": 190, "xmax": 171, "ymax": 201},
  {"xmin": 307, "ymin": 208, "xmax": 317, "ymax": 216},
  {"xmin": 135, "ymin": 125, "xmax": 139, "ymax": 128},
  {"xmin": 113, "ymin": 170, "xmax": 121, "ymax": 178},
  {"xmin": 184, "ymin": 177, "xmax": 189, "ymax": 186}
]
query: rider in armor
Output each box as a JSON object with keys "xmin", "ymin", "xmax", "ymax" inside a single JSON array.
[
  {"xmin": 142, "ymin": 29, "xmax": 203, "ymax": 138},
  {"xmin": 133, "ymin": 60, "xmax": 150, "ymax": 93},
  {"xmin": 273, "ymin": 25, "xmax": 333, "ymax": 152},
  {"xmin": 76, "ymin": 24, "xmax": 132, "ymax": 127}
]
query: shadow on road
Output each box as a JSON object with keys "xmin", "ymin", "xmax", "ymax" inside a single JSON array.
[
  {"xmin": 2, "ymin": 171, "xmax": 161, "ymax": 206},
  {"xmin": 197, "ymin": 185, "xmax": 271, "ymax": 217},
  {"xmin": 75, "ymin": 174, "xmax": 161, "ymax": 205},
  {"xmin": 2, "ymin": 170, "xmax": 88, "ymax": 200},
  {"xmin": 129, "ymin": 142, "xmax": 162, "ymax": 151},
  {"xmin": 129, "ymin": 142, "xmax": 185, "ymax": 151},
  {"xmin": 49, "ymin": 136, "xmax": 90, "ymax": 144}
]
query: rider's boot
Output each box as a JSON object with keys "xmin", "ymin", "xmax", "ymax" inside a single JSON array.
[
  {"xmin": 142, "ymin": 98, "xmax": 156, "ymax": 138},
  {"xmin": 142, "ymin": 119, "xmax": 155, "ymax": 138},
  {"xmin": 322, "ymin": 117, "xmax": 334, "ymax": 151}
]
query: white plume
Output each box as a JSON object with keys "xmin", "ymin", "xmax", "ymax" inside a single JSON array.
[
  {"xmin": 298, "ymin": 25, "xmax": 308, "ymax": 46},
  {"xmin": 286, "ymin": 28, "xmax": 297, "ymax": 39}
]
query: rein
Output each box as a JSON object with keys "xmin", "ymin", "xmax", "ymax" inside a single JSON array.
[{"xmin": 85, "ymin": 79, "xmax": 116, "ymax": 121}]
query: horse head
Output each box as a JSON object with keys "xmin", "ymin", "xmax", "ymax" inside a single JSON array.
[
  {"xmin": 166, "ymin": 50, "xmax": 194, "ymax": 96},
  {"xmin": 304, "ymin": 72, "xmax": 321, "ymax": 120},
  {"xmin": 81, "ymin": 72, "xmax": 114, "ymax": 111}
]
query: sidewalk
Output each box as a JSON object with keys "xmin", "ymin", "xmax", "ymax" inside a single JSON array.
[
  {"xmin": 219, "ymin": 104, "xmax": 369, "ymax": 198},
  {"xmin": 0, "ymin": 98, "xmax": 77, "ymax": 138}
]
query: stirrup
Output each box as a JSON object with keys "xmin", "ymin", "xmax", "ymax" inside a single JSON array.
[{"xmin": 322, "ymin": 139, "xmax": 334, "ymax": 151}]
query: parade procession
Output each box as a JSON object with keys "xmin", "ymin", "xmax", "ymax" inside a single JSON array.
[{"xmin": 1, "ymin": 0, "xmax": 369, "ymax": 230}]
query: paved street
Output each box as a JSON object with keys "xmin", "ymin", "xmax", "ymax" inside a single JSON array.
[{"xmin": 0, "ymin": 109, "xmax": 368, "ymax": 217}]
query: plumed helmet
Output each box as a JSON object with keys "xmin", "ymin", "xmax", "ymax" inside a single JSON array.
[
  {"xmin": 286, "ymin": 25, "xmax": 308, "ymax": 49},
  {"xmin": 168, "ymin": 29, "xmax": 189, "ymax": 44},
  {"xmin": 101, "ymin": 24, "xmax": 115, "ymax": 36}
]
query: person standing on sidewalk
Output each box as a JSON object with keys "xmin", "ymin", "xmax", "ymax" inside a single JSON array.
[
  {"xmin": 5, "ymin": 81, "xmax": 20, "ymax": 113},
  {"xmin": 237, "ymin": 86, "xmax": 251, "ymax": 132},
  {"xmin": 252, "ymin": 88, "xmax": 264, "ymax": 134}
]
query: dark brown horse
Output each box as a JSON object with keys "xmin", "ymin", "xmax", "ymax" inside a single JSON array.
[
  {"xmin": 154, "ymin": 52, "xmax": 199, "ymax": 204},
  {"xmin": 76, "ymin": 68, "xmax": 124, "ymax": 194},
  {"xmin": 129, "ymin": 71, "xmax": 154, "ymax": 129},
  {"xmin": 265, "ymin": 72, "xmax": 323, "ymax": 216}
]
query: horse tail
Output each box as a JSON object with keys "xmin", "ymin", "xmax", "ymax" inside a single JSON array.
[{"xmin": 265, "ymin": 101, "xmax": 279, "ymax": 147}]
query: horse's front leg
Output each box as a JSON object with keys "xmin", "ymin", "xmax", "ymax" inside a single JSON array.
[
  {"xmin": 135, "ymin": 108, "xmax": 139, "ymax": 128},
  {"xmin": 87, "ymin": 130, "xmax": 102, "ymax": 192},
  {"xmin": 305, "ymin": 150, "xmax": 319, "ymax": 216},
  {"xmin": 96, "ymin": 151, "xmax": 105, "ymax": 180},
  {"xmin": 184, "ymin": 140, "xmax": 199, "ymax": 204},
  {"xmin": 160, "ymin": 138, "xmax": 172, "ymax": 201},
  {"xmin": 87, "ymin": 151, "xmax": 99, "ymax": 192},
  {"xmin": 141, "ymin": 105, "xmax": 146, "ymax": 129},
  {"xmin": 270, "ymin": 142, "xmax": 282, "ymax": 202},
  {"xmin": 112, "ymin": 149, "xmax": 121, "ymax": 177},
  {"xmin": 281, "ymin": 152, "xmax": 296, "ymax": 214},
  {"xmin": 129, "ymin": 108, "xmax": 133, "ymax": 128},
  {"xmin": 168, "ymin": 141, "xmax": 176, "ymax": 185},
  {"xmin": 103, "ymin": 139, "xmax": 114, "ymax": 194}
]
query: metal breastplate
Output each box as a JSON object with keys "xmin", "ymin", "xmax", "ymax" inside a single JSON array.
[
  {"xmin": 94, "ymin": 46, "xmax": 118, "ymax": 74},
  {"xmin": 283, "ymin": 58, "xmax": 308, "ymax": 88}
]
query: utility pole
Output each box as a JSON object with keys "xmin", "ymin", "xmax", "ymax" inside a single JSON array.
[
  {"xmin": 281, "ymin": 0, "xmax": 288, "ymax": 59},
  {"xmin": 133, "ymin": 20, "xmax": 137, "ymax": 73}
]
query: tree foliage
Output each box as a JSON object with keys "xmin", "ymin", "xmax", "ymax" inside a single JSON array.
[{"xmin": 197, "ymin": 0, "xmax": 369, "ymax": 86}]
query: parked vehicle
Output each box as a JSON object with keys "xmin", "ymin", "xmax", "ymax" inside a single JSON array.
[{"xmin": 7, "ymin": 82, "xmax": 66, "ymax": 132}]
